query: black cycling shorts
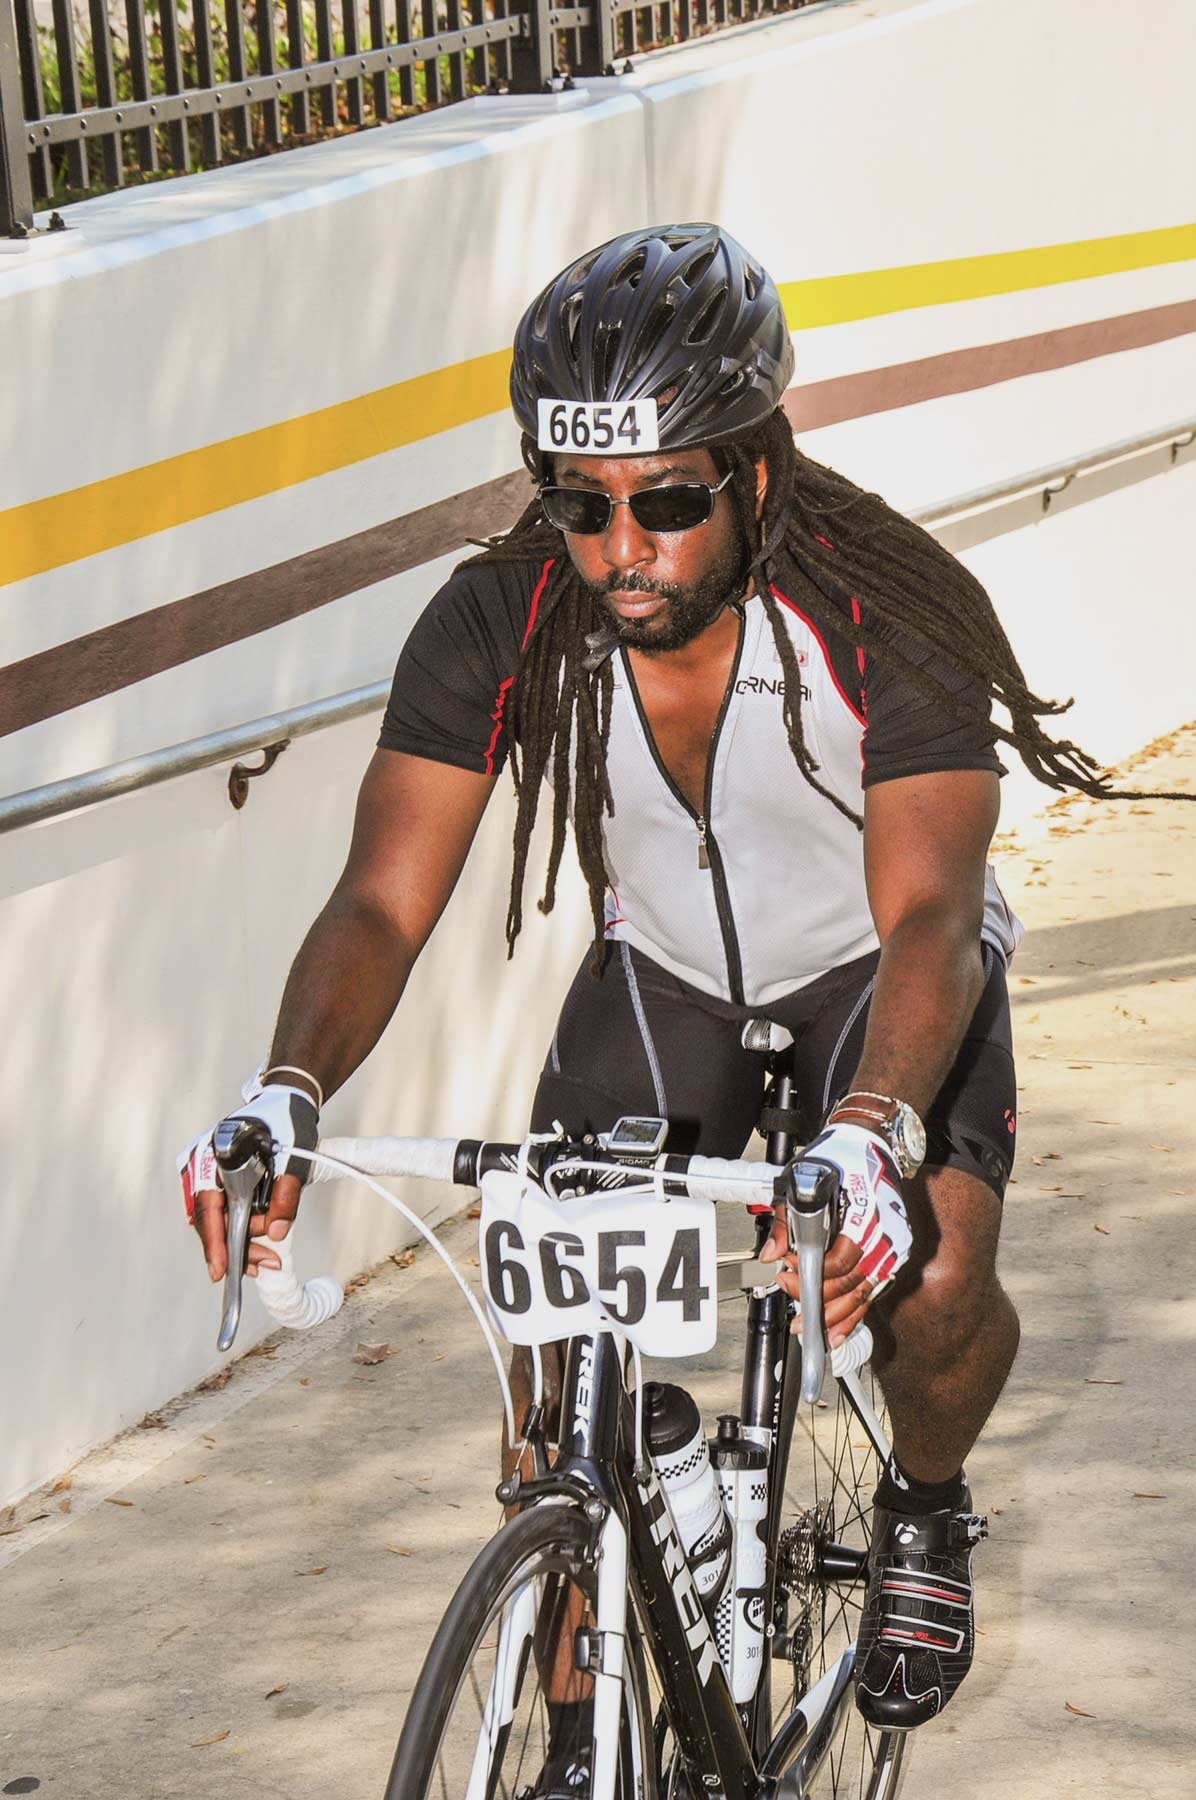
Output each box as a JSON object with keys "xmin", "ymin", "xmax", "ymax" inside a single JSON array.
[{"xmin": 531, "ymin": 941, "xmax": 1017, "ymax": 1198}]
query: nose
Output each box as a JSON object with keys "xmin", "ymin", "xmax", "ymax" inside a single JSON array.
[{"xmin": 599, "ymin": 498, "xmax": 656, "ymax": 577}]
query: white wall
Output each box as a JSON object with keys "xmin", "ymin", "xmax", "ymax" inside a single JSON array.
[{"xmin": 1, "ymin": 0, "xmax": 1194, "ymax": 1502}]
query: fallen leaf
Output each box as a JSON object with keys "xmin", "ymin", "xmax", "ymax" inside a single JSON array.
[
  {"xmin": 1032, "ymin": 1154, "xmax": 1061, "ymax": 1165},
  {"xmin": 50, "ymin": 1475, "xmax": 73, "ymax": 1495},
  {"xmin": 0, "ymin": 1525, "xmax": 22, "ymax": 1537},
  {"xmin": 1085, "ymin": 1378, "xmax": 1123, "ymax": 1385},
  {"xmin": 191, "ymin": 1728, "xmax": 231, "ymax": 1747},
  {"xmin": 1093, "ymin": 1224, "xmax": 1111, "ymax": 1235},
  {"xmin": 296, "ymin": 1566, "xmax": 328, "ymax": 1576},
  {"xmin": 1017, "ymin": 976, "xmax": 1038, "ymax": 985},
  {"xmin": 464, "ymin": 1256, "xmax": 480, "ymax": 1268},
  {"xmin": 1132, "ymin": 1492, "xmax": 1166, "ymax": 1500},
  {"xmin": 58, "ymin": 1498, "xmax": 71, "ymax": 1514},
  {"xmin": 466, "ymin": 1205, "xmax": 482, "ymax": 1220},
  {"xmin": 353, "ymin": 1342, "xmax": 396, "ymax": 1366},
  {"xmin": 1088, "ymin": 1120, "xmax": 1119, "ymax": 1126},
  {"xmin": 391, "ymin": 1248, "xmax": 417, "ymax": 1269},
  {"xmin": 199, "ymin": 1369, "xmax": 232, "ymax": 1392},
  {"xmin": 104, "ymin": 1498, "xmax": 134, "ymax": 1508},
  {"xmin": 141, "ymin": 1410, "xmax": 169, "ymax": 1428},
  {"xmin": 1068, "ymin": 1064, "xmax": 1092, "ymax": 1070},
  {"xmin": 264, "ymin": 1683, "xmax": 289, "ymax": 1699},
  {"xmin": 184, "ymin": 1474, "xmax": 206, "ymax": 1485},
  {"xmin": 1149, "ymin": 1144, "xmax": 1175, "ymax": 1152},
  {"xmin": 431, "ymin": 1352, "xmax": 448, "ymax": 1362},
  {"xmin": 1064, "ymin": 1702, "xmax": 1095, "ymax": 1718},
  {"xmin": 299, "ymin": 1378, "xmax": 311, "ymax": 1387},
  {"xmin": 246, "ymin": 1343, "xmax": 278, "ymax": 1359},
  {"xmin": 385, "ymin": 1544, "xmax": 414, "ymax": 1556}
]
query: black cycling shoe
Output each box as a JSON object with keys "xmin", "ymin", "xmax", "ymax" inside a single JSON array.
[{"xmin": 854, "ymin": 1491, "xmax": 988, "ymax": 1730}]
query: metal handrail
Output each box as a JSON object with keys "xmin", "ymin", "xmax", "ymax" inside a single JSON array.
[{"xmin": 2, "ymin": 415, "xmax": 1193, "ymax": 837}]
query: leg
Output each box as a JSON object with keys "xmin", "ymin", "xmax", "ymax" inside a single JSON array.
[{"xmin": 874, "ymin": 1165, "xmax": 1020, "ymax": 1483}]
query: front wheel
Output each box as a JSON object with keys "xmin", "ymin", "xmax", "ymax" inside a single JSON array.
[{"xmin": 386, "ymin": 1502, "xmax": 654, "ymax": 1800}]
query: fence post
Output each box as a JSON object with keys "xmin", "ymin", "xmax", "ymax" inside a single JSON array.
[
  {"xmin": 580, "ymin": 0, "xmax": 617, "ymax": 75},
  {"xmin": 0, "ymin": 0, "xmax": 32, "ymax": 236},
  {"xmin": 509, "ymin": 0, "xmax": 555, "ymax": 92}
]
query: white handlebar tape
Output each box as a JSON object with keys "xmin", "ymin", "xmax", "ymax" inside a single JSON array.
[
  {"xmin": 251, "ymin": 1232, "xmax": 344, "ymax": 1330},
  {"xmin": 680, "ymin": 1155, "xmax": 779, "ymax": 1205},
  {"xmin": 309, "ymin": 1136, "xmax": 460, "ymax": 1184}
]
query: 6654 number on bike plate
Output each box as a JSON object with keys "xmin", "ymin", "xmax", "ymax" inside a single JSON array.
[{"xmin": 478, "ymin": 1171, "xmax": 718, "ymax": 1357}]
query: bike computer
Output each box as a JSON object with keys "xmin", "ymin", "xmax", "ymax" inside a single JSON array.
[{"xmin": 599, "ymin": 1115, "xmax": 668, "ymax": 1161}]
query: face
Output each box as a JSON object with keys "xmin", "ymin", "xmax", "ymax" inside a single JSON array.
[{"xmin": 550, "ymin": 448, "xmax": 753, "ymax": 654}]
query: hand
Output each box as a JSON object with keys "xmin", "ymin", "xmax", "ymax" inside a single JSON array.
[
  {"xmin": 759, "ymin": 1122, "xmax": 913, "ymax": 1343},
  {"xmin": 178, "ymin": 1083, "xmax": 319, "ymax": 1283}
]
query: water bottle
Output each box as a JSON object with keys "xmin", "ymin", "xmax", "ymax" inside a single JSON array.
[
  {"xmin": 710, "ymin": 1414, "xmax": 769, "ymax": 1704},
  {"xmin": 644, "ymin": 1382, "xmax": 731, "ymax": 1615}
]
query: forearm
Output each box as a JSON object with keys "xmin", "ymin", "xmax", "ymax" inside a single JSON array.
[
  {"xmin": 266, "ymin": 890, "xmax": 417, "ymax": 1101},
  {"xmin": 846, "ymin": 909, "xmax": 985, "ymax": 1117}
]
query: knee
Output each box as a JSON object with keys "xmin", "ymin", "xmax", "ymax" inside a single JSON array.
[{"xmin": 895, "ymin": 1251, "xmax": 1016, "ymax": 1366}]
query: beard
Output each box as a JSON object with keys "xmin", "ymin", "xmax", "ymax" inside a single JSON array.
[{"xmin": 583, "ymin": 533, "xmax": 750, "ymax": 654}]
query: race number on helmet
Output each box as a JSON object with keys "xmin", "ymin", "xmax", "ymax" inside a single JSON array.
[{"xmin": 511, "ymin": 224, "xmax": 795, "ymax": 455}]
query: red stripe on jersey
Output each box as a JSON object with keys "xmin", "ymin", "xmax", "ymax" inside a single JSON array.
[
  {"xmin": 770, "ymin": 584, "xmax": 867, "ymax": 728},
  {"xmin": 482, "ymin": 558, "xmax": 555, "ymax": 776}
]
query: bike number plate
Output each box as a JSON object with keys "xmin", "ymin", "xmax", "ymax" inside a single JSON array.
[{"xmin": 478, "ymin": 1170, "xmax": 717, "ymax": 1356}]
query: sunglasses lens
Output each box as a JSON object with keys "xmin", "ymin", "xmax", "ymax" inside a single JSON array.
[
  {"xmin": 629, "ymin": 484, "xmax": 714, "ymax": 533},
  {"xmin": 540, "ymin": 488, "xmax": 609, "ymax": 534}
]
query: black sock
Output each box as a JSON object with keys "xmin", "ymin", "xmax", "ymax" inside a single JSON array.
[
  {"xmin": 546, "ymin": 1696, "xmax": 591, "ymax": 1755},
  {"xmin": 875, "ymin": 1453, "xmax": 965, "ymax": 1516}
]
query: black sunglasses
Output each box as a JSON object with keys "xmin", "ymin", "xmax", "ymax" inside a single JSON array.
[{"xmin": 538, "ymin": 469, "xmax": 734, "ymax": 536}]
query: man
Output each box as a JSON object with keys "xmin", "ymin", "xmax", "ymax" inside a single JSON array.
[{"xmin": 183, "ymin": 225, "xmax": 1167, "ymax": 1758}]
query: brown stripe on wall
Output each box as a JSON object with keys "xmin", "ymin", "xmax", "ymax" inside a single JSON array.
[
  {"xmin": 5, "ymin": 297, "xmax": 1194, "ymax": 740},
  {"xmin": 784, "ymin": 297, "xmax": 1196, "ymax": 432},
  {"xmin": 0, "ymin": 469, "xmax": 535, "ymax": 740}
]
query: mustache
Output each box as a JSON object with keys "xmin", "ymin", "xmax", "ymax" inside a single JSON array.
[{"xmin": 598, "ymin": 571, "xmax": 680, "ymax": 600}]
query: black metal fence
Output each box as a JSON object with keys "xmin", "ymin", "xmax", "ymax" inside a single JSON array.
[{"xmin": 1, "ymin": 0, "xmax": 814, "ymax": 235}]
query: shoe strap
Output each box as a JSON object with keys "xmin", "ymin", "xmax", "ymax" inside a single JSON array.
[{"xmin": 874, "ymin": 1504, "xmax": 989, "ymax": 1558}]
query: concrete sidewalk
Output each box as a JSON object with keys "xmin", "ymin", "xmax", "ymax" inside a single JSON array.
[{"xmin": 3, "ymin": 726, "xmax": 1194, "ymax": 1799}]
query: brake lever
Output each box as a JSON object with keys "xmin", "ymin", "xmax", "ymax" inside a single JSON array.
[
  {"xmin": 212, "ymin": 1117, "xmax": 274, "ymax": 1352},
  {"xmin": 779, "ymin": 1158, "xmax": 841, "ymax": 1405}
]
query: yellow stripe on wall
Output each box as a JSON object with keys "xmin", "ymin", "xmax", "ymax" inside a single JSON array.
[
  {"xmin": 3, "ymin": 225, "xmax": 1194, "ymax": 587},
  {"xmin": 0, "ymin": 347, "xmax": 512, "ymax": 588},
  {"xmin": 780, "ymin": 223, "xmax": 1196, "ymax": 330}
]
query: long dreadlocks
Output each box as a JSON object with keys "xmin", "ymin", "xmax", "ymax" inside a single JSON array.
[{"xmin": 464, "ymin": 409, "xmax": 1191, "ymax": 963}]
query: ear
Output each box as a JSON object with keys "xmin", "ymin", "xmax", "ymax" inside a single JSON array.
[{"xmin": 755, "ymin": 455, "xmax": 769, "ymax": 522}]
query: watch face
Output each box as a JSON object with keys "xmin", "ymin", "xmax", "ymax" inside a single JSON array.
[{"xmin": 895, "ymin": 1105, "xmax": 926, "ymax": 1172}]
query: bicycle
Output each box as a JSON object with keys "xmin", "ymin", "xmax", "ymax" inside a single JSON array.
[{"xmin": 213, "ymin": 1031, "xmax": 908, "ymax": 1800}]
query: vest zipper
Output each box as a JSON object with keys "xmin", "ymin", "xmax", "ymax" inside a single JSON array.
[{"xmin": 620, "ymin": 621, "xmax": 747, "ymax": 1004}]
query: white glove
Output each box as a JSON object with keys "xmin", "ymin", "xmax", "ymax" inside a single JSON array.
[
  {"xmin": 803, "ymin": 1121, "xmax": 913, "ymax": 1298},
  {"xmin": 177, "ymin": 1071, "xmax": 319, "ymax": 1224}
]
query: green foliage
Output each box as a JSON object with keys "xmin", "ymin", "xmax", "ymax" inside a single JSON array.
[{"xmin": 28, "ymin": 1, "xmax": 498, "ymax": 206}]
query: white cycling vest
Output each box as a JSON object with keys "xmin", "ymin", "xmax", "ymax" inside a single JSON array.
[{"xmin": 596, "ymin": 590, "xmax": 1020, "ymax": 1006}]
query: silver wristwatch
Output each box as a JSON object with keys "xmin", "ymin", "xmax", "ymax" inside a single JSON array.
[{"xmin": 830, "ymin": 1091, "xmax": 927, "ymax": 1179}]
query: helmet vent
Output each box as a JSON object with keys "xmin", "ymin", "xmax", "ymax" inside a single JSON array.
[
  {"xmin": 743, "ymin": 261, "xmax": 762, "ymax": 301},
  {"xmin": 614, "ymin": 247, "xmax": 649, "ymax": 289},
  {"xmin": 686, "ymin": 291, "xmax": 725, "ymax": 345},
  {"xmin": 682, "ymin": 246, "xmax": 718, "ymax": 287}
]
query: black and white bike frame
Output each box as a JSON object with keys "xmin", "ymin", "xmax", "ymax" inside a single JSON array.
[{"xmin": 482, "ymin": 1264, "xmax": 891, "ymax": 1800}]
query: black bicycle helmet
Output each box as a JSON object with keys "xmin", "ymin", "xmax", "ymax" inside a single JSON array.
[{"xmin": 510, "ymin": 223, "xmax": 794, "ymax": 453}]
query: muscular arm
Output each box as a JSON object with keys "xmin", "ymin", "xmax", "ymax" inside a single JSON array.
[
  {"xmin": 765, "ymin": 769, "xmax": 1000, "ymax": 1333},
  {"xmin": 849, "ymin": 767, "xmax": 1000, "ymax": 1114},
  {"xmin": 197, "ymin": 749, "xmax": 495, "ymax": 1279}
]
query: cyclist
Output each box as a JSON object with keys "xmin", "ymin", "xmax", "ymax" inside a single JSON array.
[{"xmin": 182, "ymin": 224, "xmax": 1177, "ymax": 1759}]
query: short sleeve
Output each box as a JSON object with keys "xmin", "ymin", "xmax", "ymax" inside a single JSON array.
[
  {"xmin": 860, "ymin": 614, "xmax": 1005, "ymax": 788},
  {"xmin": 377, "ymin": 559, "xmax": 547, "ymax": 775}
]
